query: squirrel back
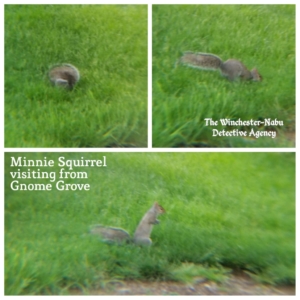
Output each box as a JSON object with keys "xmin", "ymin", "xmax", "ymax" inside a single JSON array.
[
  {"xmin": 90, "ymin": 202, "xmax": 165, "ymax": 246},
  {"xmin": 180, "ymin": 52, "xmax": 262, "ymax": 81},
  {"xmin": 49, "ymin": 64, "xmax": 80, "ymax": 89}
]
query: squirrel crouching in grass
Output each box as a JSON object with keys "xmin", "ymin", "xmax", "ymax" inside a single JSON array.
[
  {"xmin": 180, "ymin": 52, "xmax": 262, "ymax": 81},
  {"xmin": 90, "ymin": 202, "xmax": 165, "ymax": 246},
  {"xmin": 48, "ymin": 64, "xmax": 80, "ymax": 89}
]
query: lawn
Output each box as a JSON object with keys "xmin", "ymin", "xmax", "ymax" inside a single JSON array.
[
  {"xmin": 5, "ymin": 152, "xmax": 295, "ymax": 294},
  {"xmin": 152, "ymin": 5, "xmax": 295, "ymax": 147},
  {"xmin": 5, "ymin": 5, "xmax": 147, "ymax": 147}
]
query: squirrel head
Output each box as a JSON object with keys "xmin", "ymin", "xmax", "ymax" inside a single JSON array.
[
  {"xmin": 154, "ymin": 202, "xmax": 166, "ymax": 214},
  {"xmin": 251, "ymin": 68, "xmax": 262, "ymax": 81}
]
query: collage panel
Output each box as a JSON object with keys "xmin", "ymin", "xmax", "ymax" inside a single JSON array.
[
  {"xmin": 5, "ymin": 4, "xmax": 148, "ymax": 148},
  {"xmin": 152, "ymin": 4, "xmax": 295, "ymax": 148},
  {"xmin": 5, "ymin": 152, "xmax": 295, "ymax": 295}
]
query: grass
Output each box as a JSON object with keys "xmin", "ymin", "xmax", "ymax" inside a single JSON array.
[
  {"xmin": 5, "ymin": 5, "xmax": 147, "ymax": 147},
  {"xmin": 152, "ymin": 5, "xmax": 295, "ymax": 147},
  {"xmin": 5, "ymin": 152, "xmax": 295, "ymax": 294}
]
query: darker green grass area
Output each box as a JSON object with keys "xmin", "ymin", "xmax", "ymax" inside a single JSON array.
[
  {"xmin": 5, "ymin": 5, "xmax": 147, "ymax": 147},
  {"xmin": 5, "ymin": 153, "xmax": 295, "ymax": 294},
  {"xmin": 152, "ymin": 5, "xmax": 295, "ymax": 147}
]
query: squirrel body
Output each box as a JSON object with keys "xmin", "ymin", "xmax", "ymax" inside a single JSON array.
[
  {"xmin": 133, "ymin": 202, "xmax": 165, "ymax": 245},
  {"xmin": 180, "ymin": 52, "xmax": 262, "ymax": 81},
  {"xmin": 90, "ymin": 202, "xmax": 165, "ymax": 246},
  {"xmin": 49, "ymin": 64, "xmax": 80, "ymax": 89}
]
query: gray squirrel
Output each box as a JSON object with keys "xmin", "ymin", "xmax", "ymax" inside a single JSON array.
[
  {"xmin": 180, "ymin": 52, "xmax": 262, "ymax": 81},
  {"xmin": 48, "ymin": 64, "xmax": 80, "ymax": 89},
  {"xmin": 90, "ymin": 202, "xmax": 165, "ymax": 246}
]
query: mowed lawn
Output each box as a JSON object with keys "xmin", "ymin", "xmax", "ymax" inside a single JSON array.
[
  {"xmin": 5, "ymin": 5, "xmax": 147, "ymax": 147},
  {"xmin": 152, "ymin": 5, "xmax": 295, "ymax": 147},
  {"xmin": 5, "ymin": 152, "xmax": 295, "ymax": 294}
]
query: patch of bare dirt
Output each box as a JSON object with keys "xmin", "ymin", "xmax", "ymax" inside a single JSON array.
[{"xmin": 70, "ymin": 272, "xmax": 295, "ymax": 295}]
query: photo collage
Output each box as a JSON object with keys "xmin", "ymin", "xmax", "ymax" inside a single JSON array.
[{"xmin": 3, "ymin": 2, "xmax": 296, "ymax": 296}]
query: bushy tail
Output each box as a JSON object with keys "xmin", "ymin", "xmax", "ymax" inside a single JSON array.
[
  {"xmin": 89, "ymin": 225, "xmax": 131, "ymax": 244},
  {"xmin": 179, "ymin": 52, "xmax": 222, "ymax": 70}
]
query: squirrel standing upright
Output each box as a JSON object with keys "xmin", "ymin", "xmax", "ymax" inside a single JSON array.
[
  {"xmin": 180, "ymin": 52, "xmax": 262, "ymax": 81},
  {"xmin": 90, "ymin": 202, "xmax": 165, "ymax": 246},
  {"xmin": 48, "ymin": 64, "xmax": 80, "ymax": 89}
]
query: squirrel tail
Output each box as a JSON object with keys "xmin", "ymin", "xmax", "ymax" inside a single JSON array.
[
  {"xmin": 63, "ymin": 64, "xmax": 80, "ymax": 82},
  {"xmin": 180, "ymin": 52, "xmax": 223, "ymax": 70},
  {"xmin": 89, "ymin": 225, "xmax": 131, "ymax": 244}
]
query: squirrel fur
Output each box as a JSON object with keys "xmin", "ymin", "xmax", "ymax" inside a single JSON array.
[
  {"xmin": 180, "ymin": 52, "xmax": 262, "ymax": 81},
  {"xmin": 90, "ymin": 202, "xmax": 165, "ymax": 246},
  {"xmin": 48, "ymin": 64, "xmax": 80, "ymax": 89},
  {"xmin": 89, "ymin": 225, "xmax": 131, "ymax": 244}
]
